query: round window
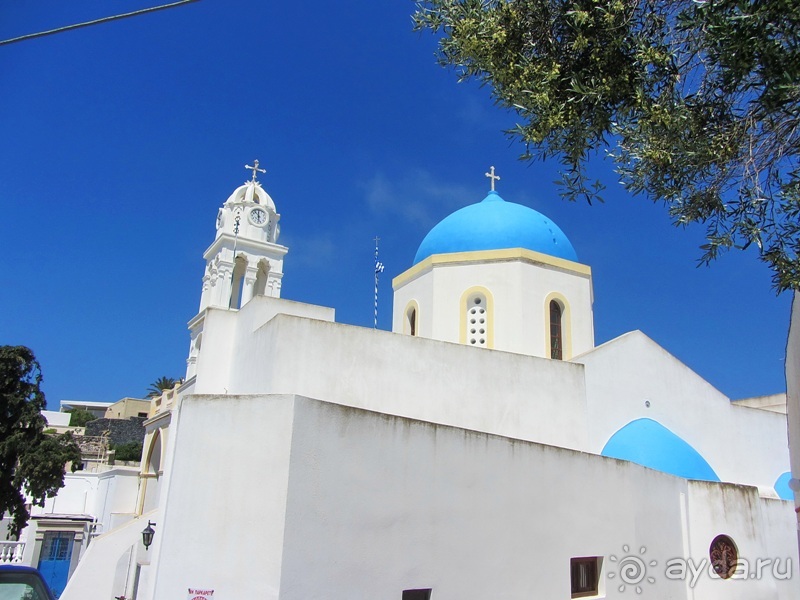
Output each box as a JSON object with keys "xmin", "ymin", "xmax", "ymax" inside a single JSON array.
[{"xmin": 709, "ymin": 534, "xmax": 738, "ymax": 579}]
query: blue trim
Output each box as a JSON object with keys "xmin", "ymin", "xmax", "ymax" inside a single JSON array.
[
  {"xmin": 601, "ymin": 418, "xmax": 720, "ymax": 482},
  {"xmin": 775, "ymin": 472, "xmax": 794, "ymax": 501},
  {"xmin": 413, "ymin": 191, "xmax": 578, "ymax": 265}
]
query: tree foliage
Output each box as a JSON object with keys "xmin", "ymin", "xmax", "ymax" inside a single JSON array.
[
  {"xmin": 414, "ymin": 0, "xmax": 800, "ymax": 291},
  {"xmin": 0, "ymin": 346, "xmax": 81, "ymax": 537},
  {"xmin": 146, "ymin": 376, "xmax": 178, "ymax": 398},
  {"xmin": 112, "ymin": 442, "xmax": 143, "ymax": 462},
  {"xmin": 66, "ymin": 407, "xmax": 95, "ymax": 428}
]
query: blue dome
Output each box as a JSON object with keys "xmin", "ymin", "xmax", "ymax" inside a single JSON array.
[
  {"xmin": 601, "ymin": 418, "xmax": 720, "ymax": 482},
  {"xmin": 413, "ymin": 191, "xmax": 577, "ymax": 265}
]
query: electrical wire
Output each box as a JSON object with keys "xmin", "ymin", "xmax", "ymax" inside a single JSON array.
[{"xmin": 0, "ymin": 0, "xmax": 202, "ymax": 47}]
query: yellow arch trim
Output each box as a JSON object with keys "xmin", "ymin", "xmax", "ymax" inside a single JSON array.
[
  {"xmin": 137, "ymin": 429, "xmax": 163, "ymax": 515},
  {"xmin": 544, "ymin": 292, "xmax": 572, "ymax": 360},
  {"xmin": 403, "ymin": 299, "xmax": 420, "ymax": 336},
  {"xmin": 460, "ymin": 285, "xmax": 494, "ymax": 348},
  {"xmin": 143, "ymin": 429, "xmax": 163, "ymax": 476}
]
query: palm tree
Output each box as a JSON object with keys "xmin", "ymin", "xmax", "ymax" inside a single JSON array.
[{"xmin": 146, "ymin": 376, "xmax": 179, "ymax": 398}]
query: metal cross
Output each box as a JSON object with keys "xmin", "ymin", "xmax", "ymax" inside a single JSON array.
[
  {"xmin": 485, "ymin": 165, "xmax": 500, "ymax": 191},
  {"xmin": 245, "ymin": 159, "xmax": 266, "ymax": 182}
]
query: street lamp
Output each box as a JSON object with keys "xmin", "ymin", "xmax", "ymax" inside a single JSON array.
[{"xmin": 142, "ymin": 521, "xmax": 156, "ymax": 550}]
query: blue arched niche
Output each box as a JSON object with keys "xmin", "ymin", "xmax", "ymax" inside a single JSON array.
[{"xmin": 602, "ymin": 418, "xmax": 720, "ymax": 482}]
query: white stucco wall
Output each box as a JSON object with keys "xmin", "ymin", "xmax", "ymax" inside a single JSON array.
[
  {"xmin": 61, "ymin": 511, "xmax": 157, "ymax": 600},
  {"xmin": 577, "ymin": 330, "xmax": 790, "ymax": 491},
  {"xmin": 30, "ymin": 468, "xmax": 139, "ymax": 529},
  {"xmin": 785, "ymin": 292, "xmax": 800, "ymax": 540},
  {"xmin": 92, "ymin": 469, "xmax": 140, "ymax": 530},
  {"xmin": 149, "ymin": 394, "xmax": 297, "ymax": 600},
  {"xmin": 192, "ymin": 295, "xmax": 335, "ymax": 393},
  {"xmin": 146, "ymin": 394, "xmax": 797, "ymax": 600},
  {"xmin": 42, "ymin": 410, "xmax": 71, "ymax": 428},
  {"xmin": 684, "ymin": 482, "xmax": 796, "ymax": 599},
  {"xmin": 33, "ymin": 476, "xmax": 96, "ymax": 517},
  {"xmin": 20, "ymin": 467, "xmax": 140, "ymax": 573},
  {"xmin": 760, "ymin": 496, "xmax": 800, "ymax": 585},
  {"xmin": 195, "ymin": 311, "xmax": 590, "ymax": 452},
  {"xmin": 280, "ymin": 396, "xmax": 639, "ymax": 600}
]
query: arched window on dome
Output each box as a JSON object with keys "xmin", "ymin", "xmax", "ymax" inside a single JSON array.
[
  {"xmin": 550, "ymin": 300, "xmax": 563, "ymax": 360},
  {"xmin": 544, "ymin": 293, "xmax": 571, "ymax": 360},
  {"xmin": 404, "ymin": 301, "xmax": 419, "ymax": 336},
  {"xmin": 461, "ymin": 288, "xmax": 493, "ymax": 348},
  {"xmin": 229, "ymin": 255, "xmax": 247, "ymax": 309}
]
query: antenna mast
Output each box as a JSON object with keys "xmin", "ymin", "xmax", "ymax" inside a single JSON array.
[{"xmin": 374, "ymin": 237, "xmax": 384, "ymax": 329}]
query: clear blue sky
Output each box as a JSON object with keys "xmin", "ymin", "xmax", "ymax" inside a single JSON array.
[{"xmin": 0, "ymin": 1, "xmax": 792, "ymax": 407}]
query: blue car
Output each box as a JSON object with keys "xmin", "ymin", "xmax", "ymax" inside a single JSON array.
[{"xmin": 0, "ymin": 565, "xmax": 57, "ymax": 600}]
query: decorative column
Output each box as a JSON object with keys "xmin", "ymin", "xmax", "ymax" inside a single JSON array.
[
  {"xmin": 210, "ymin": 264, "xmax": 232, "ymax": 307},
  {"xmin": 267, "ymin": 273, "xmax": 283, "ymax": 298}
]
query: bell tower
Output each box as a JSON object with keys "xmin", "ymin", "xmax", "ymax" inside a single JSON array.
[{"xmin": 185, "ymin": 160, "xmax": 288, "ymax": 379}]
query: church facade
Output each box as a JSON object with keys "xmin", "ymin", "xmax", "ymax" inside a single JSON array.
[{"xmin": 60, "ymin": 167, "xmax": 797, "ymax": 599}]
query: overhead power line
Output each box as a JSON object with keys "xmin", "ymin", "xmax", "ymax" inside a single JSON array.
[{"xmin": 0, "ymin": 0, "xmax": 202, "ymax": 47}]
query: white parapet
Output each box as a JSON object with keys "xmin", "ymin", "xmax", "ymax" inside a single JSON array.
[{"xmin": 0, "ymin": 541, "xmax": 25, "ymax": 564}]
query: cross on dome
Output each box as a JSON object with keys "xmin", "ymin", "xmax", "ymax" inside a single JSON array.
[
  {"xmin": 245, "ymin": 159, "xmax": 266, "ymax": 182},
  {"xmin": 485, "ymin": 165, "xmax": 500, "ymax": 191}
]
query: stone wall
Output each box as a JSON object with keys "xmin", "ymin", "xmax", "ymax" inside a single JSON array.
[{"xmin": 85, "ymin": 417, "xmax": 146, "ymax": 446}]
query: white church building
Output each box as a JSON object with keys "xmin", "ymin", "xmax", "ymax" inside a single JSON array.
[{"xmin": 57, "ymin": 166, "xmax": 798, "ymax": 599}]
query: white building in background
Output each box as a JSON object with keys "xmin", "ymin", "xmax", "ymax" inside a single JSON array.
[
  {"xmin": 41, "ymin": 410, "xmax": 71, "ymax": 433},
  {"xmin": 1, "ymin": 395, "xmax": 151, "ymax": 597},
  {"xmin": 59, "ymin": 400, "xmax": 114, "ymax": 420},
  {"xmin": 56, "ymin": 166, "xmax": 797, "ymax": 600}
]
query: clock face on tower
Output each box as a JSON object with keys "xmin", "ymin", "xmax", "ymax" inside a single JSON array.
[{"xmin": 249, "ymin": 208, "xmax": 267, "ymax": 226}]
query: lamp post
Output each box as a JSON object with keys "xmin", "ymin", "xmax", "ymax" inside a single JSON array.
[{"xmin": 142, "ymin": 521, "xmax": 156, "ymax": 550}]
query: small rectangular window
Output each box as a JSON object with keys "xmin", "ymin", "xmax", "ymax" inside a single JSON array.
[
  {"xmin": 571, "ymin": 556, "xmax": 601, "ymax": 598},
  {"xmin": 402, "ymin": 589, "xmax": 432, "ymax": 600}
]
